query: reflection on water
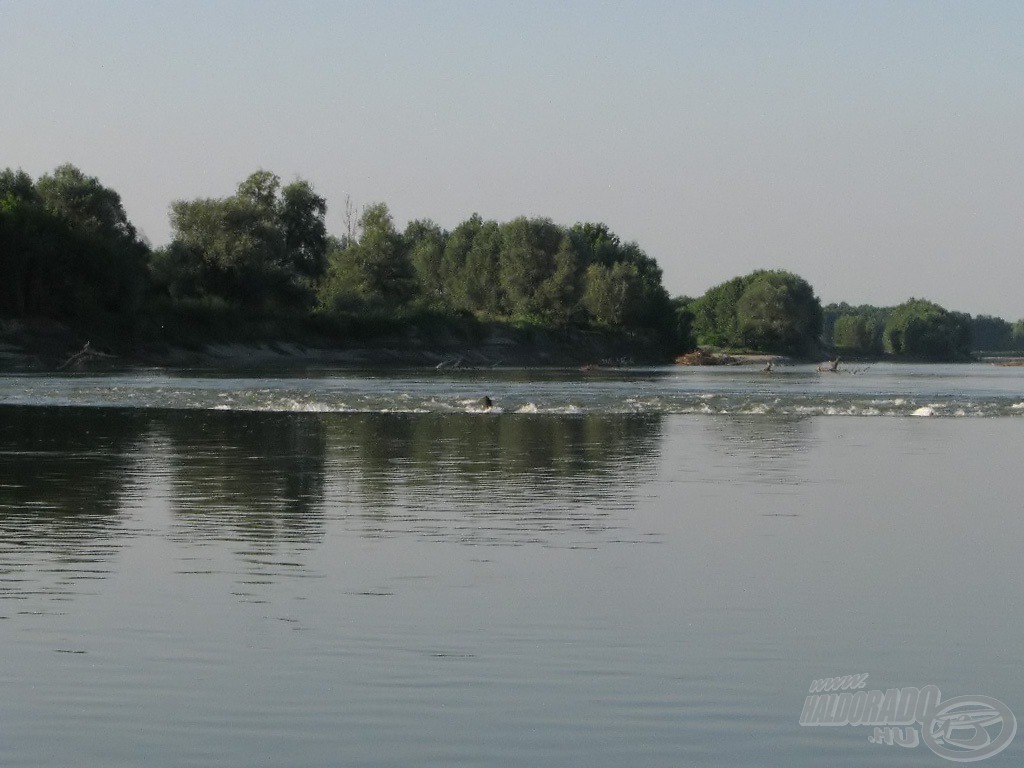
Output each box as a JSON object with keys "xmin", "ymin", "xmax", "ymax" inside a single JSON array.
[
  {"xmin": 0, "ymin": 407, "xmax": 664, "ymax": 600},
  {"xmin": 702, "ymin": 415, "xmax": 816, "ymax": 487},
  {"xmin": 161, "ymin": 410, "xmax": 328, "ymax": 545},
  {"xmin": 2, "ymin": 398, "xmax": 1022, "ymax": 768},
  {"xmin": 0, "ymin": 407, "xmax": 148, "ymax": 602},
  {"xmin": 158, "ymin": 410, "xmax": 662, "ymax": 546},
  {"xmin": 326, "ymin": 413, "xmax": 662, "ymax": 543}
]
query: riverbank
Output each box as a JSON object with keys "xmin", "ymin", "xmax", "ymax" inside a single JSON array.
[
  {"xmin": 0, "ymin": 317, "xmax": 674, "ymax": 371},
  {"xmin": 674, "ymin": 348, "xmax": 791, "ymax": 366}
]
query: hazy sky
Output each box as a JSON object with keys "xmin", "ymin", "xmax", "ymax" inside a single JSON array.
[{"xmin": 3, "ymin": 1, "xmax": 1022, "ymax": 318}]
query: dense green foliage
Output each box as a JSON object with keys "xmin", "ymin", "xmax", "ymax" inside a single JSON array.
[
  {"xmin": 832, "ymin": 314, "xmax": 882, "ymax": 356},
  {"xmin": 1, "ymin": 165, "xmax": 683, "ymax": 354},
  {"xmin": 0, "ymin": 165, "xmax": 149, "ymax": 327},
  {"xmin": 971, "ymin": 315, "xmax": 1014, "ymax": 351},
  {"xmin": 883, "ymin": 299, "xmax": 972, "ymax": 361},
  {"xmin": 4, "ymin": 163, "xmax": 1021, "ymax": 363},
  {"xmin": 318, "ymin": 210, "xmax": 673, "ymax": 334},
  {"xmin": 821, "ymin": 303, "xmax": 890, "ymax": 356},
  {"xmin": 318, "ymin": 203, "xmax": 416, "ymax": 312},
  {"xmin": 823, "ymin": 302, "xmax": 1024, "ymax": 357},
  {"xmin": 690, "ymin": 270, "xmax": 822, "ymax": 354},
  {"xmin": 153, "ymin": 170, "xmax": 328, "ymax": 312}
]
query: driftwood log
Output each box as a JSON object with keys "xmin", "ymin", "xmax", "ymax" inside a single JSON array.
[{"xmin": 56, "ymin": 342, "xmax": 115, "ymax": 371}]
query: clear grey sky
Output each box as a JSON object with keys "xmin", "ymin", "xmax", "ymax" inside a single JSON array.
[{"xmin": 3, "ymin": 1, "xmax": 1022, "ymax": 318}]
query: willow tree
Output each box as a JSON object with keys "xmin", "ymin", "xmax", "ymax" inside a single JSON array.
[
  {"xmin": 884, "ymin": 299, "xmax": 971, "ymax": 361},
  {"xmin": 692, "ymin": 270, "xmax": 822, "ymax": 354},
  {"xmin": 159, "ymin": 170, "xmax": 327, "ymax": 311},
  {"xmin": 319, "ymin": 203, "xmax": 416, "ymax": 312}
]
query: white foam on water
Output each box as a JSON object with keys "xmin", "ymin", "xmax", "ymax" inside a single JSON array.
[
  {"xmin": 515, "ymin": 403, "xmax": 539, "ymax": 414},
  {"xmin": 458, "ymin": 397, "xmax": 500, "ymax": 414},
  {"xmin": 551, "ymin": 404, "xmax": 582, "ymax": 414},
  {"xmin": 912, "ymin": 406, "xmax": 935, "ymax": 417},
  {"xmin": 869, "ymin": 397, "xmax": 907, "ymax": 407}
]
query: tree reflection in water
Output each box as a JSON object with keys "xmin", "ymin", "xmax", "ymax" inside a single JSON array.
[
  {"xmin": 160, "ymin": 410, "xmax": 327, "ymax": 545},
  {"xmin": 322, "ymin": 413, "xmax": 663, "ymax": 544},
  {"xmin": 0, "ymin": 407, "xmax": 666, "ymax": 601},
  {"xmin": 0, "ymin": 406, "xmax": 149, "ymax": 601},
  {"xmin": 159, "ymin": 410, "xmax": 663, "ymax": 546}
]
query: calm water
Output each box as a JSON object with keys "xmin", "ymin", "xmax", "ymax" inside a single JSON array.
[{"xmin": 0, "ymin": 365, "xmax": 1021, "ymax": 767}]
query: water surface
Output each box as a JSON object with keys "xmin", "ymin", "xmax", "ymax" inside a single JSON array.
[{"xmin": 0, "ymin": 365, "xmax": 1021, "ymax": 766}]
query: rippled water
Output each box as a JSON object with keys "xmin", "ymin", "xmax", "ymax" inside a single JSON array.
[
  {"xmin": 2, "ymin": 363, "xmax": 1023, "ymax": 416},
  {"xmin": 0, "ymin": 366, "xmax": 1021, "ymax": 766}
]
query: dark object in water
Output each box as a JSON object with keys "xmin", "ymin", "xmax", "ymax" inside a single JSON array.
[{"xmin": 480, "ymin": 396, "xmax": 493, "ymax": 410}]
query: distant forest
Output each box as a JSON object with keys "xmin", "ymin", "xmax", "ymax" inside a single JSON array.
[
  {"xmin": 680, "ymin": 275, "xmax": 1023, "ymax": 361},
  {"xmin": 2, "ymin": 164, "xmax": 1021, "ymax": 362}
]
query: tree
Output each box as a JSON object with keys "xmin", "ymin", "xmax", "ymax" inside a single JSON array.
[
  {"xmin": 497, "ymin": 217, "xmax": 566, "ymax": 319},
  {"xmin": 833, "ymin": 314, "xmax": 881, "ymax": 356},
  {"xmin": 691, "ymin": 270, "xmax": 821, "ymax": 353},
  {"xmin": 1013, "ymin": 320, "xmax": 1024, "ymax": 351},
  {"xmin": 357, "ymin": 203, "xmax": 416, "ymax": 304},
  {"xmin": 822, "ymin": 303, "xmax": 890, "ymax": 350},
  {"xmin": 404, "ymin": 219, "xmax": 448, "ymax": 306},
  {"xmin": 569, "ymin": 223, "xmax": 671, "ymax": 331},
  {"xmin": 236, "ymin": 170, "xmax": 280, "ymax": 210},
  {"xmin": 36, "ymin": 163, "xmax": 139, "ymax": 243},
  {"xmin": 569, "ymin": 222, "xmax": 622, "ymax": 268},
  {"xmin": 0, "ymin": 165, "xmax": 149, "ymax": 322},
  {"xmin": 316, "ymin": 235, "xmax": 362, "ymax": 311},
  {"xmin": 440, "ymin": 214, "xmax": 483, "ymax": 309},
  {"xmin": 163, "ymin": 170, "xmax": 327, "ymax": 311},
  {"xmin": 971, "ymin": 315, "xmax": 1013, "ymax": 352},
  {"xmin": 883, "ymin": 299, "xmax": 972, "ymax": 361},
  {"xmin": 281, "ymin": 179, "xmax": 328, "ymax": 281},
  {"xmin": 583, "ymin": 262, "xmax": 641, "ymax": 326},
  {"xmin": 672, "ymin": 296, "xmax": 697, "ymax": 352},
  {"xmin": 319, "ymin": 203, "xmax": 415, "ymax": 311},
  {"xmin": 462, "ymin": 219, "xmax": 502, "ymax": 314},
  {"xmin": 536, "ymin": 236, "xmax": 581, "ymax": 322},
  {"xmin": 168, "ymin": 193, "xmax": 286, "ymax": 308},
  {"xmin": 0, "ymin": 168, "xmax": 39, "ymax": 204},
  {"xmin": 0, "ymin": 194, "xmax": 75, "ymax": 316},
  {"xmin": 735, "ymin": 271, "xmax": 822, "ymax": 354},
  {"xmin": 690, "ymin": 274, "xmax": 752, "ymax": 347}
]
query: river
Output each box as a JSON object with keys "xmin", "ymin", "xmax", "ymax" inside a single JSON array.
[{"xmin": 0, "ymin": 364, "xmax": 1021, "ymax": 766}]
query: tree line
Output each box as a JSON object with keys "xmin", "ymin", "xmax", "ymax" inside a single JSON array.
[
  {"xmin": 2, "ymin": 164, "xmax": 1021, "ymax": 361},
  {"xmin": 0, "ymin": 165, "xmax": 149, "ymax": 324},
  {"xmin": 680, "ymin": 270, "xmax": 1021, "ymax": 360},
  {"xmin": 821, "ymin": 302, "xmax": 1024, "ymax": 359},
  {"xmin": 1, "ymin": 165, "xmax": 683, "ymax": 348}
]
